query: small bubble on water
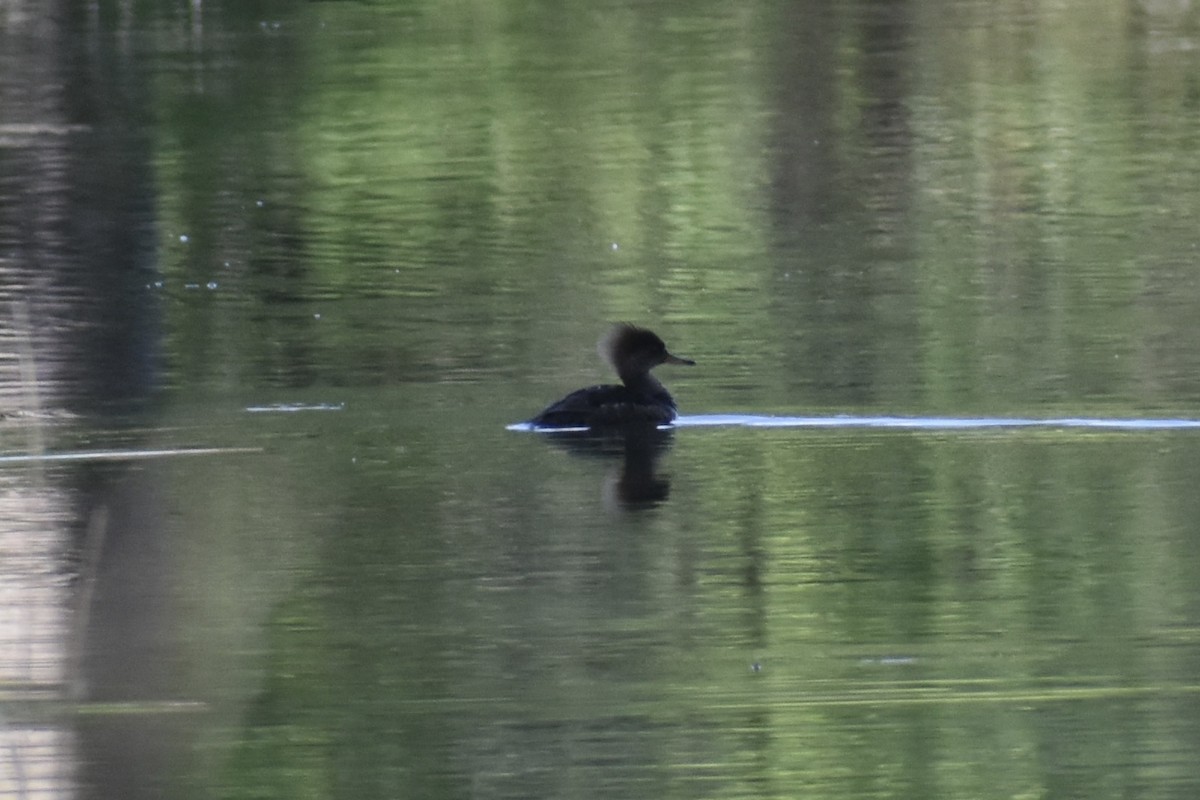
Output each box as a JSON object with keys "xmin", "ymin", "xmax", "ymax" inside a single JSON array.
[
  {"xmin": 314, "ymin": 313, "xmax": 321, "ymax": 320},
  {"xmin": 256, "ymin": 200, "xmax": 265, "ymax": 208},
  {"xmin": 179, "ymin": 234, "xmax": 189, "ymax": 243},
  {"xmin": 611, "ymin": 242, "xmax": 619, "ymax": 251}
]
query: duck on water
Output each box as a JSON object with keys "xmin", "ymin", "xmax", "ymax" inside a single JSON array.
[{"xmin": 528, "ymin": 324, "xmax": 695, "ymax": 429}]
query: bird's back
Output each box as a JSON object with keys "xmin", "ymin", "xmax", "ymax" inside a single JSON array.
[{"xmin": 529, "ymin": 383, "xmax": 677, "ymax": 428}]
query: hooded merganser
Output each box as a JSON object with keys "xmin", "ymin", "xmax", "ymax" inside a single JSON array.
[{"xmin": 529, "ymin": 324, "xmax": 695, "ymax": 428}]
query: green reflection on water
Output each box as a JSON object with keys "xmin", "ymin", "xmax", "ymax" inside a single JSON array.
[
  {"xmin": 9, "ymin": 0, "xmax": 1200, "ymax": 797},
  {"xmin": 156, "ymin": 393, "xmax": 1200, "ymax": 800}
]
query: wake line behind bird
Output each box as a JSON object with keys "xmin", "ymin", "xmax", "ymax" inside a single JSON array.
[{"xmin": 672, "ymin": 415, "xmax": 1200, "ymax": 431}]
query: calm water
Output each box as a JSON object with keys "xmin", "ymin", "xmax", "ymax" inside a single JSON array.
[{"xmin": 3, "ymin": 0, "xmax": 1200, "ymax": 798}]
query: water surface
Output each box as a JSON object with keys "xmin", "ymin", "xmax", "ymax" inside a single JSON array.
[{"xmin": 2, "ymin": 1, "xmax": 1200, "ymax": 798}]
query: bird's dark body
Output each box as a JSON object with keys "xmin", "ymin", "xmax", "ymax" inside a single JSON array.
[
  {"xmin": 525, "ymin": 324, "xmax": 693, "ymax": 430},
  {"xmin": 530, "ymin": 384, "xmax": 678, "ymax": 428}
]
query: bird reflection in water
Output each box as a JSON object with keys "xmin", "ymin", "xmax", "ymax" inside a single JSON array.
[{"xmin": 538, "ymin": 426, "xmax": 677, "ymax": 510}]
